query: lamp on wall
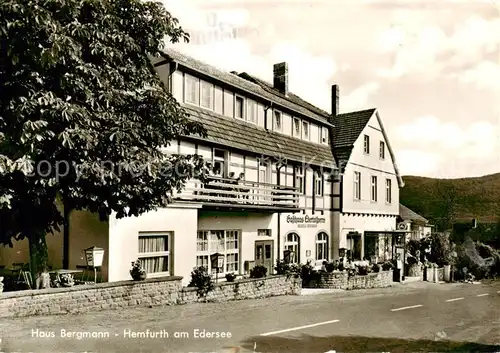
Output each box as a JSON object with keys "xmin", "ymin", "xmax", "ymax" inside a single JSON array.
[{"xmin": 84, "ymin": 246, "xmax": 105, "ymax": 283}]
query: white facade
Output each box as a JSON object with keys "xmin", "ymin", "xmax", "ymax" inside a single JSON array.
[{"xmin": 334, "ymin": 110, "xmax": 403, "ymax": 261}]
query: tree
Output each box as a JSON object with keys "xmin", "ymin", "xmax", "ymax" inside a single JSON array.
[{"xmin": 0, "ymin": 0, "xmax": 208, "ymax": 284}]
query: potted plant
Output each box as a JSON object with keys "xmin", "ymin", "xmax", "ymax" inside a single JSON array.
[
  {"xmin": 59, "ymin": 273, "xmax": 75, "ymax": 287},
  {"xmin": 130, "ymin": 260, "xmax": 147, "ymax": 281},
  {"xmin": 225, "ymin": 273, "xmax": 236, "ymax": 282}
]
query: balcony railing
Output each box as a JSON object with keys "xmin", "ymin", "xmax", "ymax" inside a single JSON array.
[{"xmin": 175, "ymin": 176, "xmax": 301, "ymax": 210}]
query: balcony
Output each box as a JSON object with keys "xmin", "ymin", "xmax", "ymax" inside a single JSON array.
[{"xmin": 175, "ymin": 176, "xmax": 302, "ymax": 211}]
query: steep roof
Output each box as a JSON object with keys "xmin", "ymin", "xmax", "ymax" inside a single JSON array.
[
  {"xmin": 183, "ymin": 105, "xmax": 335, "ymax": 168},
  {"xmin": 237, "ymin": 72, "xmax": 331, "ymax": 118},
  {"xmin": 331, "ymin": 109, "xmax": 376, "ymax": 168},
  {"xmin": 160, "ymin": 48, "xmax": 332, "ymax": 127},
  {"xmin": 399, "ymin": 203, "xmax": 429, "ymax": 224},
  {"xmin": 331, "ymin": 109, "xmax": 404, "ymax": 187}
]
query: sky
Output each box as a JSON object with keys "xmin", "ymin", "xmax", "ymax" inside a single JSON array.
[{"xmin": 161, "ymin": 0, "xmax": 500, "ymax": 179}]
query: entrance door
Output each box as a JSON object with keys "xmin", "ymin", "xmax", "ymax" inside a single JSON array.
[{"xmin": 255, "ymin": 240, "xmax": 274, "ymax": 275}]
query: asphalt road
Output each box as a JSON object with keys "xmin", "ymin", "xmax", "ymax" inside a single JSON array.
[{"xmin": 0, "ymin": 281, "xmax": 499, "ymax": 353}]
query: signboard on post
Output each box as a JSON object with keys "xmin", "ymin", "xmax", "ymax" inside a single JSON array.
[{"xmin": 210, "ymin": 252, "xmax": 224, "ymax": 283}]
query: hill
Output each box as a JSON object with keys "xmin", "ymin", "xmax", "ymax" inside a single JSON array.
[{"xmin": 400, "ymin": 173, "xmax": 500, "ymax": 229}]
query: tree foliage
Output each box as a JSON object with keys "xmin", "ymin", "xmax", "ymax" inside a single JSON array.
[{"xmin": 0, "ymin": 0, "xmax": 208, "ymax": 270}]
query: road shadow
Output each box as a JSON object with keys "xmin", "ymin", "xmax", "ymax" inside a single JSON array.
[{"xmin": 239, "ymin": 334, "xmax": 500, "ymax": 353}]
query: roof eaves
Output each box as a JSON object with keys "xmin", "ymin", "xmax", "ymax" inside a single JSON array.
[{"xmin": 161, "ymin": 49, "xmax": 334, "ymax": 127}]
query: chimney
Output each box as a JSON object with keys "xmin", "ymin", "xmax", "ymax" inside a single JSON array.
[
  {"xmin": 273, "ymin": 62, "xmax": 288, "ymax": 95},
  {"xmin": 332, "ymin": 84, "xmax": 339, "ymax": 116}
]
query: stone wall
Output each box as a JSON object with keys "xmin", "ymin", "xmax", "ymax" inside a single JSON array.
[
  {"xmin": 0, "ymin": 275, "xmax": 300, "ymax": 318},
  {"xmin": 306, "ymin": 271, "xmax": 393, "ymax": 290},
  {"xmin": 407, "ymin": 263, "xmax": 423, "ymax": 278}
]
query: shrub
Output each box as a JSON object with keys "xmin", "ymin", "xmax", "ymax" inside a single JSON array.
[
  {"xmin": 225, "ymin": 273, "xmax": 236, "ymax": 282},
  {"xmin": 427, "ymin": 233, "xmax": 453, "ymax": 266},
  {"xmin": 381, "ymin": 261, "xmax": 394, "ymax": 271},
  {"xmin": 188, "ymin": 266, "xmax": 215, "ymax": 298},
  {"xmin": 130, "ymin": 259, "xmax": 147, "ymax": 280},
  {"xmin": 275, "ymin": 260, "xmax": 301, "ymax": 279},
  {"xmin": 371, "ymin": 263, "xmax": 380, "ymax": 273},
  {"xmin": 325, "ymin": 262, "xmax": 336, "ymax": 273},
  {"xmin": 357, "ymin": 265, "xmax": 370, "ymax": 276},
  {"xmin": 406, "ymin": 255, "xmax": 419, "ymax": 266},
  {"xmin": 249, "ymin": 265, "xmax": 267, "ymax": 278}
]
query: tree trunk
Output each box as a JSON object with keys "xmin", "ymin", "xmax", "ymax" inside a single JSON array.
[
  {"xmin": 63, "ymin": 197, "xmax": 70, "ymax": 269},
  {"xmin": 28, "ymin": 231, "xmax": 49, "ymax": 289}
]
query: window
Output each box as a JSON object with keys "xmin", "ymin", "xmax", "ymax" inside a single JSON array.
[
  {"xmin": 353, "ymin": 171, "xmax": 361, "ymax": 200},
  {"xmin": 212, "ymin": 149, "xmax": 226, "ymax": 177},
  {"xmin": 295, "ymin": 166, "xmax": 305, "ymax": 194},
  {"xmin": 247, "ymin": 99, "xmax": 257, "ymax": 124},
  {"xmin": 379, "ymin": 141, "xmax": 385, "ymax": 159},
  {"xmin": 274, "ymin": 110, "xmax": 282, "ymax": 131},
  {"xmin": 258, "ymin": 229, "xmax": 271, "ymax": 237},
  {"xmin": 284, "ymin": 232, "xmax": 300, "ymax": 264},
  {"xmin": 316, "ymin": 232, "xmax": 328, "ymax": 261},
  {"xmin": 315, "ymin": 171, "xmax": 323, "ymax": 196},
  {"xmin": 185, "ymin": 74, "xmax": 200, "ymax": 105},
  {"xmin": 223, "ymin": 90, "xmax": 233, "ymax": 117},
  {"xmin": 371, "ymin": 175, "xmax": 378, "ymax": 202},
  {"xmin": 196, "ymin": 230, "xmax": 240, "ymax": 274},
  {"xmin": 293, "ymin": 118, "xmax": 301, "ymax": 137},
  {"xmin": 214, "ymin": 86, "xmax": 223, "ymax": 114},
  {"xmin": 385, "ymin": 178, "xmax": 392, "ymax": 203},
  {"xmin": 235, "ymin": 96, "xmax": 244, "ymax": 119},
  {"xmin": 363, "ymin": 135, "xmax": 370, "ymax": 154},
  {"xmin": 321, "ymin": 127, "xmax": 329, "ymax": 144},
  {"xmin": 302, "ymin": 121, "xmax": 309, "ymax": 140},
  {"xmin": 200, "ymin": 80, "xmax": 214, "ymax": 109},
  {"xmin": 138, "ymin": 233, "xmax": 171, "ymax": 274}
]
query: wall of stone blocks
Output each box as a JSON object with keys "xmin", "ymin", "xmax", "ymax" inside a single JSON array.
[
  {"xmin": 0, "ymin": 275, "xmax": 301, "ymax": 318},
  {"xmin": 306, "ymin": 270, "xmax": 393, "ymax": 290}
]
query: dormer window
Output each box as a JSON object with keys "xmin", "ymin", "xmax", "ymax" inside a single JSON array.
[
  {"xmin": 274, "ymin": 110, "xmax": 282, "ymax": 131},
  {"xmin": 185, "ymin": 74, "xmax": 200, "ymax": 105},
  {"xmin": 235, "ymin": 95, "xmax": 244, "ymax": 119},
  {"xmin": 293, "ymin": 118, "xmax": 301, "ymax": 137},
  {"xmin": 302, "ymin": 121, "xmax": 309, "ymax": 140},
  {"xmin": 322, "ymin": 127, "xmax": 329, "ymax": 144}
]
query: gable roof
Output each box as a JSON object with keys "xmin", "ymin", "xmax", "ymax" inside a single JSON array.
[
  {"xmin": 332, "ymin": 109, "xmax": 375, "ymax": 149},
  {"xmin": 331, "ymin": 109, "xmax": 404, "ymax": 187},
  {"xmin": 160, "ymin": 48, "xmax": 332, "ymax": 127},
  {"xmin": 399, "ymin": 203, "xmax": 429, "ymax": 224},
  {"xmin": 183, "ymin": 105, "xmax": 336, "ymax": 167}
]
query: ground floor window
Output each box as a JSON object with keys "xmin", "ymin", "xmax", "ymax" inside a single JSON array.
[
  {"xmin": 284, "ymin": 232, "xmax": 300, "ymax": 263},
  {"xmin": 138, "ymin": 232, "xmax": 171, "ymax": 274},
  {"xmin": 316, "ymin": 232, "xmax": 328, "ymax": 261},
  {"xmin": 196, "ymin": 230, "xmax": 241, "ymax": 274}
]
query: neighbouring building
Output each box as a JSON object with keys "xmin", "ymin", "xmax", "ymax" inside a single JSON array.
[
  {"xmin": 331, "ymin": 108, "xmax": 405, "ymax": 263},
  {"xmin": 398, "ymin": 204, "xmax": 433, "ymax": 240},
  {"xmin": 0, "ymin": 49, "xmax": 405, "ymax": 284}
]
